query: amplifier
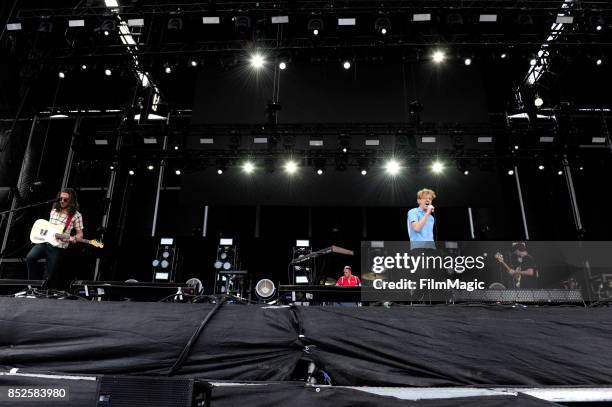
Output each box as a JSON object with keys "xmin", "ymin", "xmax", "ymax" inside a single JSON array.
[
  {"xmin": 71, "ymin": 280, "xmax": 190, "ymax": 302},
  {"xmin": 0, "ymin": 279, "xmax": 46, "ymax": 295}
]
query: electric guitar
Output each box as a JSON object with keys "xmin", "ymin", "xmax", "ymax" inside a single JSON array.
[
  {"xmin": 494, "ymin": 252, "xmax": 520, "ymax": 288},
  {"xmin": 30, "ymin": 219, "xmax": 104, "ymax": 248}
]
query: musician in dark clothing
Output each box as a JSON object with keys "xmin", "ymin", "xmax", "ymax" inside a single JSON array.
[{"xmin": 509, "ymin": 243, "xmax": 539, "ymax": 289}]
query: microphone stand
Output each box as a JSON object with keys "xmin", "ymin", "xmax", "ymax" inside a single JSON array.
[{"xmin": 0, "ymin": 198, "xmax": 58, "ymax": 272}]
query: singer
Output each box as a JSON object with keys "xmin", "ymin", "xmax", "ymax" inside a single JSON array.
[{"xmin": 407, "ymin": 188, "xmax": 436, "ymax": 249}]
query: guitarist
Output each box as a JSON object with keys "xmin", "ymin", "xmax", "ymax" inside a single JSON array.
[
  {"xmin": 509, "ymin": 242, "xmax": 539, "ymax": 289},
  {"xmin": 25, "ymin": 188, "xmax": 84, "ymax": 287}
]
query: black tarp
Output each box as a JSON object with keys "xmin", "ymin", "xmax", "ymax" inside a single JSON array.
[{"xmin": 1, "ymin": 298, "xmax": 612, "ymax": 387}]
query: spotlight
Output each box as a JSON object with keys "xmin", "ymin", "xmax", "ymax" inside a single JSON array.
[
  {"xmin": 558, "ymin": 170, "xmax": 563, "ymax": 175},
  {"xmin": 279, "ymin": 62, "xmax": 287, "ymax": 70},
  {"xmin": 190, "ymin": 60, "xmax": 198, "ymax": 67},
  {"xmin": 250, "ymin": 53, "xmax": 265, "ymax": 69},
  {"xmin": 164, "ymin": 64, "xmax": 172, "ymax": 74},
  {"xmin": 534, "ymin": 96, "xmax": 544, "ymax": 108},
  {"xmin": 596, "ymin": 25, "xmax": 602, "ymax": 31},
  {"xmin": 432, "ymin": 50, "xmax": 446, "ymax": 63},
  {"xmin": 463, "ymin": 170, "xmax": 469, "ymax": 175},
  {"xmin": 174, "ymin": 145, "xmax": 179, "ymax": 150},
  {"xmin": 538, "ymin": 165, "xmax": 545, "ymax": 170},
  {"xmin": 103, "ymin": 30, "xmax": 110, "ymax": 36},
  {"xmin": 147, "ymin": 165, "xmax": 154, "ymax": 170},
  {"xmin": 464, "ymin": 58, "xmax": 472, "ymax": 66},
  {"xmin": 284, "ymin": 160, "xmax": 298, "ymax": 174},
  {"xmin": 374, "ymin": 17, "xmax": 391, "ymax": 35},
  {"xmin": 432, "ymin": 161, "xmax": 444, "ymax": 174},
  {"xmin": 343, "ymin": 61, "xmax": 351, "ymax": 70},
  {"xmin": 500, "ymin": 53, "xmax": 508, "ymax": 59},
  {"xmin": 361, "ymin": 169, "xmax": 367, "ymax": 176},
  {"xmin": 104, "ymin": 68, "xmax": 112, "ymax": 76},
  {"xmin": 384, "ymin": 159, "xmax": 400, "ymax": 176},
  {"xmin": 242, "ymin": 161, "xmax": 255, "ymax": 174},
  {"xmin": 530, "ymin": 58, "xmax": 537, "ymax": 66},
  {"xmin": 596, "ymin": 58, "xmax": 603, "ymax": 66},
  {"xmin": 129, "ymin": 170, "xmax": 135, "ymax": 175},
  {"xmin": 307, "ymin": 18, "xmax": 323, "ymax": 36},
  {"xmin": 109, "ymin": 165, "xmax": 115, "ymax": 170},
  {"xmin": 317, "ymin": 168, "xmax": 324, "ymax": 175},
  {"xmin": 514, "ymin": 145, "xmax": 519, "ymax": 150},
  {"xmin": 175, "ymin": 169, "xmax": 181, "ymax": 175},
  {"xmin": 58, "ymin": 71, "xmax": 65, "ymax": 79},
  {"xmin": 217, "ymin": 168, "xmax": 223, "ymax": 175},
  {"xmin": 81, "ymin": 64, "xmax": 87, "ymax": 70},
  {"xmin": 342, "ymin": 147, "xmax": 347, "ymax": 153},
  {"xmin": 507, "ymin": 169, "xmax": 514, "ymax": 176}
]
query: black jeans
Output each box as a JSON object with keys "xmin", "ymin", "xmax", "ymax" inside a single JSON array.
[{"xmin": 26, "ymin": 243, "xmax": 64, "ymax": 285}]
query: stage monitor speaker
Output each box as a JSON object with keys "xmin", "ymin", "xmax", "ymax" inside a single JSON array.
[{"xmin": 97, "ymin": 376, "xmax": 193, "ymax": 407}]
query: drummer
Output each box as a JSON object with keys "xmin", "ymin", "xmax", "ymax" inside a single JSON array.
[{"xmin": 336, "ymin": 266, "xmax": 361, "ymax": 287}]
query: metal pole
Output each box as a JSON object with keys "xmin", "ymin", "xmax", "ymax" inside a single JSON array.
[
  {"xmin": 467, "ymin": 207, "xmax": 475, "ymax": 239},
  {"xmin": 61, "ymin": 116, "xmax": 81, "ymax": 189},
  {"xmin": 202, "ymin": 205, "xmax": 208, "ymax": 237},
  {"xmin": 150, "ymin": 134, "xmax": 167, "ymax": 237},
  {"xmin": 0, "ymin": 116, "xmax": 38, "ymax": 258},
  {"xmin": 513, "ymin": 165, "xmax": 530, "ymax": 240},
  {"xmin": 562, "ymin": 156, "xmax": 583, "ymax": 233},
  {"xmin": 93, "ymin": 132, "xmax": 123, "ymax": 281}
]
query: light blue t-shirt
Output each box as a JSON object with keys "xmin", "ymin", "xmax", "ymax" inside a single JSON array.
[{"xmin": 407, "ymin": 207, "xmax": 435, "ymax": 249}]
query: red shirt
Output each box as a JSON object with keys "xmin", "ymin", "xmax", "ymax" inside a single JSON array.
[{"xmin": 336, "ymin": 275, "xmax": 361, "ymax": 287}]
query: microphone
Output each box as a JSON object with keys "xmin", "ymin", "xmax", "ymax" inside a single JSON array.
[{"xmin": 426, "ymin": 203, "xmax": 434, "ymax": 213}]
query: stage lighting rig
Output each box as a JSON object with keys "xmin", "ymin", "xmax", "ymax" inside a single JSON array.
[
  {"xmin": 307, "ymin": 18, "xmax": 323, "ymax": 36},
  {"xmin": 374, "ymin": 17, "xmax": 391, "ymax": 35}
]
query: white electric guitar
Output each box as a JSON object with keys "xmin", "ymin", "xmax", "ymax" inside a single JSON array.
[{"xmin": 30, "ymin": 219, "xmax": 104, "ymax": 248}]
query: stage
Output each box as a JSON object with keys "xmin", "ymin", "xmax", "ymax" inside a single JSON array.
[{"xmin": 1, "ymin": 295, "xmax": 612, "ymax": 405}]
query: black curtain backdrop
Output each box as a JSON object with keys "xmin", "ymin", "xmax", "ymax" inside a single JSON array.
[{"xmin": 2, "ymin": 298, "xmax": 612, "ymax": 387}]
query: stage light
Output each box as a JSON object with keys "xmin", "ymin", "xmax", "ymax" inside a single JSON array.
[
  {"xmin": 104, "ymin": 68, "xmax": 112, "ymax": 76},
  {"xmin": 81, "ymin": 64, "xmax": 87, "ymax": 70},
  {"xmin": 464, "ymin": 58, "xmax": 472, "ymax": 66},
  {"xmin": 164, "ymin": 64, "xmax": 172, "ymax": 74},
  {"xmin": 385, "ymin": 159, "xmax": 401, "ymax": 176},
  {"xmin": 175, "ymin": 169, "xmax": 181, "ymax": 175},
  {"xmin": 174, "ymin": 145, "xmax": 179, "ymax": 150},
  {"xmin": 507, "ymin": 169, "xmax": 514, "ymax": 175},
  {"xmin": 167, "ymin": 17, "xmax": 183, "ymax": 31},
  {"xmin": 463, "ymin": 170, "xmax": 469, "ymax": 175},
  {"xmin": 317, "ymin": 168, "xmax": 324, "ymax": 175},
  {"xmin": 342, "ymin": 147, "xmax": 347, "ymax": 153},
  {"xmin": 103, "ymin": 30, "xmax": 109, "ymax": 36},
  {"xmin": 579, "ymin": 166, "xmax": 584, "ymax": 171},
  {"xmin": 6, "ymin": 23, "xmax": 22, "ymax": 31},
  {"xmin": 190, "ymin": 60, "xmax": 198, "ymax": 67},
  {"xmin": 432, "ymin": 50, "xmax": 446, "ymax": 63},
  {"xmin": 217, "ymin": 168, "xmax": 223, "ymax": 175},
  {"xmin": 58, "ymin": 71, "xmax": 65, "ymax": 79},
  {"xmin": 105, "ymin": 0, "xmax": 118, "ymax": 7},
  {"xmin": 596, "ymin": 58, "xmax": 603, "ymax": 66},
  {"xmin": 558, "ymin": 170, "xmax": 563, "ymax": 175},
  {"xmin": 242, "ymin": 161, "xmax": 255, "ymax": 174},
  {"xmin": 129, "ymin": 170, "xmax": 135, "ymax": 175},
  {"xmin": 361, "ymin": 169, "xmax": 367, "ymax": 176},
  {"xmin": 147, "ymin": 165, "xmax": 154, "ymax": 171},
  {"xmin": 308, "ymin": 18, "xmax": 323, "ymax": 36},
  {"xmin": 530, "ymin": 58, "xmax": 537, "ymax": 66},
  {"xmin": 534, "ymin": 96, "xmax": 544, "ymax": 108},
  {"xmin": 109, "ymin": 165, "xmax": 115, "ymax": 170},
  {"xmin": 374, "ymin": 17, "xmax": 391, "ymax": 35},
  {"xmin": 538, "ymin": 165, "xmax": 545, "ymax": 170},
  {"xmin": 514, "ymin": 145, "xmax": 519, "ymax": 150},
  {"xmin": 343, "ymin": 61, "xmax": 351, "ymax": 70},
  {"xmin": 501, "ymin": 53, "xmax": 508, "ymax": 59},
  {"xmin": 432, "ymin": 161, "xmax": 444, "ymax": 174},
  {"xmin": 255, "ymin": 279, "xmax": 276, "ymax": 300},
  {"xmin": 284, "ymin": 160, "xmax": 298, "ymax": 174},
  {"xmin": 279, "ymin": 62, "xmax": 287, "ymax": 70},
  {"xmin": 596, "ymin": 25, "xmax": 602, "ymax": 31},
  {"xmin": 250, "ymin": 53, "xmax": 265, "ymax": 69}
]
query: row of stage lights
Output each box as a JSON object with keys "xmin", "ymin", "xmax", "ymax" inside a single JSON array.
[
  {"xmin": 53, "ymin": 49, "xmax": 605, "ymax": 81},
  {"xmin": 119, "ymin": 159, "xmax": 584, "ymax": 177}
]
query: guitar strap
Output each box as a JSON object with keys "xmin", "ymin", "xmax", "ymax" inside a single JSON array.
[{"xmin": 63, "ymin": 212, "xmax": 75, "ymax": 234}]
